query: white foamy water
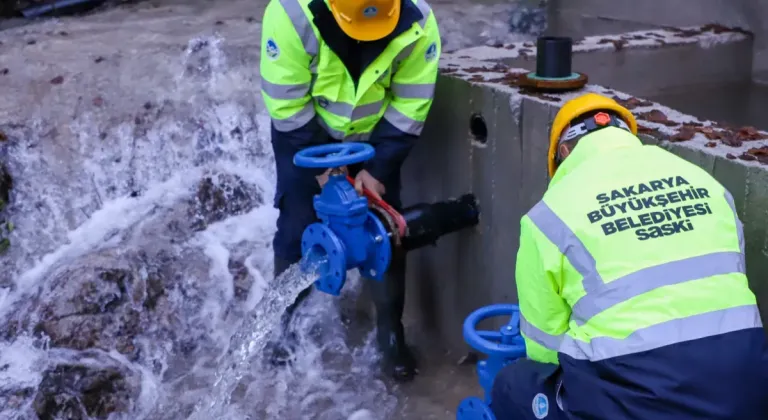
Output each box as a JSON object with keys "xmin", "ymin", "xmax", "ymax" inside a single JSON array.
[{"xmin": 0, "ymin": 0, "xmax": 539, "ymax": 418}]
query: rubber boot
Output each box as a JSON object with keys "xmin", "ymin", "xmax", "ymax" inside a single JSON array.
[
  {"xmin": 367, "ymin": 249, "xmax": 418, "ymax": 382},
  {"xmin": 264, "ymin": 256, "xmax": 314, "ymax": 366}
]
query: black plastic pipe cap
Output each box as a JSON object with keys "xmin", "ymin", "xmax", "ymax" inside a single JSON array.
[{"xmin": 535, "ymin": 36, "xmax": 573, "ymax": 79}]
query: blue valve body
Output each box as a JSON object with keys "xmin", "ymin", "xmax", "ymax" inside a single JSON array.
[
  {"xmin": 456, "ymin": 304, "xmax": 528, "ymax": 420},
  {"xmin": 294, "ymin": 143, "xmax": 392, "ymax": 295}
]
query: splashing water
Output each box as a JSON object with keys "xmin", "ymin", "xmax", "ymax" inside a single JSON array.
[
  {"xmin": 0, "ymin": 26, "xmax": 402, "ymax": 420},
  {"xmin": 0, "ymin": 0, "xmax": 541, "ymax": 418}
]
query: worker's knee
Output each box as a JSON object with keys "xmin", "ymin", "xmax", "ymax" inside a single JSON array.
[{"xmin": 490, "ymin": 359, "xmax": 563, "ymax": 420}]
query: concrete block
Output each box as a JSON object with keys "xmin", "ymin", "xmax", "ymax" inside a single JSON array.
[
  {"xmin": 742, "ymin": 166, "xmax": 768, "ymax": 325},
  {"xmin": 743, "ymin": 0, "xmax": 768, "ymax": 74},
  {"xmin": 547, "ymin": 0, "xmax": 749, "ymax": 39},
  {"xmin": 451, "ymin": 26, "xmax": 753, "ymax": 97},
  {"xmin": 662, "ymin": 145, "xmax": 717, "ymax": 175},
  {"xmin": 547, "ymin": 0, "xmax": 768, "ymax": 82},
  {"xmin": 712, "ymin": 156, "xmax": 749, "ymax": 216},
  {"xmin": 415, "ymin": 49, "xmax": 768, "ymax": 354}
]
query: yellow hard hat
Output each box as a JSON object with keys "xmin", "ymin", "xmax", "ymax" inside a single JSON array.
[
  {"xmin": 328, "ymin": 0, "xmax": 400, "ymax": 41},
  {"xmin": 548, "ymin": 93, "xmax": 638, "ymax": 178}
]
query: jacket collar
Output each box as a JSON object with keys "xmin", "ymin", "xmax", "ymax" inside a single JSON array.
[{"xmin": 549, "ymin": 126, "xmax": 643, "ymax": 188}]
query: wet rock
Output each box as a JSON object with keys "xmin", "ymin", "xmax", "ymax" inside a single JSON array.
[
  {"xmin": 188, "ymin": 172, "xmax": 264, "ymax": 232},
  {"xmin": 32, "ymin": 352, "xmax": 140, "ymax": 420},
  {"xmin": 0, "ymin": 387, "xmax": 36, "ymax": 413},
  {"xmin": 0, "ymin": 164, "xmax": 12, "ymax": 255},
  {"xmin": 33, "ymin": 262, "xmax": 144, "ymax": 356},
  {"xmin": 0, "ymin": 163, "xmax": 11, "ymax": 208},
  {"xmin": 229, "ymin": 258, "xmax": 252, "ymax": 301}
]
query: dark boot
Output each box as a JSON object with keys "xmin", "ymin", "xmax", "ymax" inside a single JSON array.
[
  {"xmin": 264, "ymin": 256, "xmax": 314, "ymax": 366},
  {"xmin": 368, "ymin": 250, "xmax": 418, "ymax": 382}
]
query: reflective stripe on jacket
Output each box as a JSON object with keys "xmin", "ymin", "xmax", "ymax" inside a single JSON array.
[
  {"xmin": 516, "ymin": 126, "xmax": 761, "ymax": 365},
  {"xmin": 260, "ymin": 0, "xmax": 440, "ymax": 140}
]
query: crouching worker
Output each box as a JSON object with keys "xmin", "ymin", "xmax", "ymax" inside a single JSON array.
[
  {"xmin": 259, "ymin": 0, "xmax": 441, "ymax": 381},
  {"xmin": 491, "ymin": 93, "xmax": 768, "ymax": 420}
]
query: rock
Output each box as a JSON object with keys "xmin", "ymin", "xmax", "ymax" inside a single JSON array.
[
  {"xmin": 32, "ymin": 257, "xmax": 152, "ymax": 358},
  {"xmin": 0, "ymin": 163, "xmax": 11, "ymax": 255},
  {"xmin": 32, "ymin": 351, "xmax": 140, "ymax": 420},
  {"xmin": 188, "ymin": 172, "xmax": 264, "ymax": 232},
  {"xmin": 6, "ymin": 168, "xmax": 268, "ymax": 359},
  {"xmin": 0, "ymin": 387, "xmax": 35, "ymax": 413},
  {"xmin": 0, "ymin": 163, "xmax": 11, "ymax": 210}
]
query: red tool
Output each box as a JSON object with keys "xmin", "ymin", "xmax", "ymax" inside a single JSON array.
[{"xmin": 346, "ymin": 175, "xmax": 407, "ymax": 238}]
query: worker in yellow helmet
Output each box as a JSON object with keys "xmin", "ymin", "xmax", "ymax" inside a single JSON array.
[
  {"xmin": 260, "ymin": 0, "xmax": 440, "ymax": 381},
  {"xmin": 490, "ymin": 93, "xmax": 768, "ymax": 419}
]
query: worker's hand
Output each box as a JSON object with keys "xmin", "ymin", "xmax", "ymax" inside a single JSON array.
[
  {"xmin": 316, "ymin": 166, "xmax": 347, "ymax": 188},
  {"xmin": 354, "ymin": 169, "xmax": 385, "ymax": 200}
]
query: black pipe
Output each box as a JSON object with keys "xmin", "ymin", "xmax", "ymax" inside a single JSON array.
[
  {"xmin": 535, "ymin": 36, "xmax": 573, "ymax": 78},
  {"xmin": 399, "ymin": 194, "xmax": 480, "ymax": 251},
  {"xmin": 20, "ymin": 0, "xmax": 105, "ymax": 19}
]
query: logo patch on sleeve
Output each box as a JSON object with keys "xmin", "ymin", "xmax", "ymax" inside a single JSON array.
[
  {"xmin": 266, "ymin": 38, "xmax": 280, "ymax": 60},
  {"xmin": 424, "ymin": 42, "xmax": 438, "ymax": 62}
]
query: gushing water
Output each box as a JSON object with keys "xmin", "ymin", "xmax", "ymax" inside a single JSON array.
[{"xmin": 0, "ymin": 0, "xmax": 541, "ymax": 418}]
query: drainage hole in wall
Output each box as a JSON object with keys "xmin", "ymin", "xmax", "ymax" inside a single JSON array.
[{"xmin": 469, "ymin": 113, "xmax": 487, "ymax": 143}]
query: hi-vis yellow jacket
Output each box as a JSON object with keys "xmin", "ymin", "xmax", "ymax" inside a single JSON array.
[
  {"xmin": 516, "ymin": 126, "xmax": 760, "ymax": 365},
  {"xmin": 260, "ymin": 0, "xmax": 440, "ymax": 141}
]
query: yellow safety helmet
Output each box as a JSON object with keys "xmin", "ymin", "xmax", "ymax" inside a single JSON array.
[
  {"xmin": 548, "ymin": 93, "xmax": 638, "ymax": 178},
  {"xmin": 328, "ymin": 0, "xmax": 401, "ymax": 41}
]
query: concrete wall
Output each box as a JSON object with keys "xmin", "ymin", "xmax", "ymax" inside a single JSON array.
[
  {"xmin": 404, "ymin": 51, "xmax": 768, "ymax": 354},
  {"xmin": 545, "ymin": 0, "xmax": 768, "ymax": 84},
  {"xmin": 453, "ymin": 26, "xmax": 753, "ymax": 98}
]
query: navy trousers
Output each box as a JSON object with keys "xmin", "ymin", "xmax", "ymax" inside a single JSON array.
[
  {"xmin": 270, "ymin": 123, "xmax": 416, "ymax": 377},
  {"xmin": 491, "ymin": 359, "xmax": 565, "ymax": 420}
]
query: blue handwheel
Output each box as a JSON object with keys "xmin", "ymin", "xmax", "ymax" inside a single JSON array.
[
  {"xmin": 293, "ymin": 142, "xmax": 375, "ymax": 168},
  {"xmin": 463, "ymin": 304, "xmax": 526, "ymax": 358}
]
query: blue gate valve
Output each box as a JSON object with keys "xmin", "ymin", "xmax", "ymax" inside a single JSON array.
[
  {"xmin": 293, "ymin": 142, "xmax": 481, "ymax": 296},
  {"xmin": 456, "ymin": 304, "xmax": 527, "ymax": 420},
  {"xmin": 293, "ymin": 142, "xmax": 392, "ymax": 296}
]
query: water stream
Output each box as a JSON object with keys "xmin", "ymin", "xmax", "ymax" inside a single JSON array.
[{"xmin": 0, "ymin": 0, "xmax": 543, "ymax": 418}]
